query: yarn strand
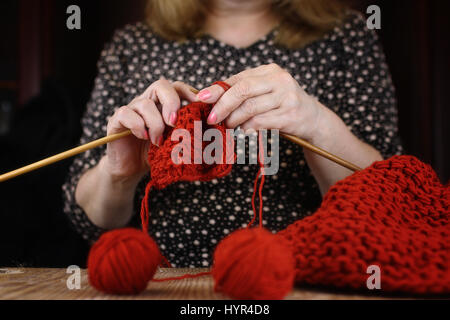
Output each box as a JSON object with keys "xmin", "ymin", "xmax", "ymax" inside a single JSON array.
[
  {"xmin": 151, "ymin": 271, "xmax": 212, "ymax": 282},
  {"xmin": 140, "ymin": 181, "xmax": 154, "ymax": 235},
  {"xmin": 248, "ymin": 165, "xmax": 262, "ymax": 229},
  {"xmin": 138, "ymin": 80, "xmax": 233, "ymax": 283},
  {"xmin": 258, "ymin": 133, "xmax": 266, "ymax": 228},
  {"xmin": 248, "ymin": 132, "xmax": 266, "ymax": 229}
]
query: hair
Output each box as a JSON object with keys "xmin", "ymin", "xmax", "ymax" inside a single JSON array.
[{"xmin": 145, "ymin": 0, "xmax": 348, "ymax": 49}]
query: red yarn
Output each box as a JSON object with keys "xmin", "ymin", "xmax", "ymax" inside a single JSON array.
[
  {"xmin": 87, "ymin": 228, "xmax": 162, "ymax": 294},
  {"xmin": 212, "ymin": 228, "xmax": 296, "ymax": 300},
  {"xmin": 211, "ymin": 131, "xmax": 296, "ymax": 300},
  {"xmin": 278, "ymin": 155, "xmax": 450, "ymax": 294},
  {"xmin": 248, "ymin": 133, "xmax": 266, "ymax": 229},
  {"xmin": 140, "ymin": 81, "xmax": 235, "ymax": 234},
  {"xmin": 88, "ymin": 81, "xmax": 240, "ymax": 295},
  {"xmin": 88, "ymin": 80, "xmax": 449, "ymax": 298},
  {"xmin": 137, "ymin": 81, "xmax": 294, "ymax": 301},
  {"xmin": 151, "ymin": 271, "xmax": 212, "ymax": 282}
]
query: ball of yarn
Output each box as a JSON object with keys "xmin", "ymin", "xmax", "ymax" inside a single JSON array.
[
  {"xmin": 212, "ymin": 228, "xmax": 296, "ymax": 300},
  {"xmin": 87, "ymin": 228, "xmax": 162, "ymax": 295}
]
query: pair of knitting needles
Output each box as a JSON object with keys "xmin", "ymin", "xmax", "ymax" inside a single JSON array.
[{"xmin": 0, "ymin": 90, "xmax": 362, "ymax": 183}]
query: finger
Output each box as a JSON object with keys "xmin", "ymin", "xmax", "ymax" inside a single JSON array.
[
  {"xmin": 240, "ymin": 110, "xmax": 284, "ymax": 133},
  {"xmin": 224, "ymin": 93, "xmax": 280, "ymax": 129},
  {"xmin": 196, "ymin": 83, "xmax": 227, "ymax": 104},
  {"xmin": 143, "ymin": 78, "xmax": 181, "ymax": 127},
  {"xmin": 108, "ymin": 106, "xmax": 149, "ymax": 140},
  {"xmin": 172, "ymin": 81, "xmax": 199, "ymax": 102},
  {"xmin": 207, "ymin": 76, "xmax": 273, "ymax": 125},
  {"xmin": 129, "ymin": 98, "xmax": 165, "ymax": 146},
  {"xmin": 196, "ymin": 63, "xmax": 279, "ymax": 104}
]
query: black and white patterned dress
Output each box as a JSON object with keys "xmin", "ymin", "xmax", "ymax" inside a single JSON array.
[{"xmin": 62, "ymin": 13, "xmax": 402, "ymax": 267}]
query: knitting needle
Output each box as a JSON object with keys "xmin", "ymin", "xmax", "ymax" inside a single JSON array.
[
  {"xmin": 190, "ymin": 88, "xmax": 362, "ymax": 172},
  {"xmin": 188, "ymin": 88, "xmax": 362, "ymax": 171},
  {"xmin": 0, "ymin": 89, "xmax": 362, "ymax": 182},
  {"xmin": 0, "ymin": 130, "xmax": 133, "ymax": 183},
  {"xmin": 280, "ymin": 133, "xmax": 362, "ymax": 172},
  {"xmin": 0, "ymin": 130, "xmax": 361, "ymax": 183}
]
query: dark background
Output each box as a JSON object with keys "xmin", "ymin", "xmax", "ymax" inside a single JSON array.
[{"xmin": 0, "ymin": 0, "xmax": 448, "ymax": 267}]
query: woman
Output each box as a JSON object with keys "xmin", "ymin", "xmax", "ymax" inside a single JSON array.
[{"xmin": 63, "ymin": 0, "xmax": 402, "ymax": 267}]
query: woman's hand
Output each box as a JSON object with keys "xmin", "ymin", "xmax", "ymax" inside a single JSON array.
[
  {"xmin": 197, "ymin": 63, "xmax": 329, "ymax": 144},
  {"xmin": 197, "ymin": 63, "xmax": 383, "ymax": 195},
  {"xmin": 103, "ymin": 78, "xmax": 198, "ymax": 181},
  {"xmin": 77, "ymin": 79, "xmax": 197, "ymax": 230}
]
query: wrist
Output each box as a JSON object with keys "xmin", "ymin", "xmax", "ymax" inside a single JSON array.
[
  {"xmin": 303, "ymin": 100, "xmax": 337, "ymax": 149},
  {"xmin": 98, "ymin": 156, "xmax": 144, "ymax": 189},
  {"xmin": 308, "ymin": 101, "xmax": 365, "ymax": 158}
]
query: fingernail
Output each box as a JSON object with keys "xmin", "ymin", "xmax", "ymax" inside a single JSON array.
[
  {"xmin": 198, "ymin": 90, "xmax": 211, "ymax": 100},
  {"xmin": 170, "ymin": 112, "xmax": 177, "ymax": 126},
  {"xmin": 207, "ymin": 111, "xmax": 217, "ymax": 124},
  {"xmin": 144, "ymin": 130, "xmax": 150, "ymax": 140}
]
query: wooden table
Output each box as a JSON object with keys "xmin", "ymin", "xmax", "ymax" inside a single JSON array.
[{"xmin": 0, "ymin": 268, "xmax": 397, "ymax": 300}]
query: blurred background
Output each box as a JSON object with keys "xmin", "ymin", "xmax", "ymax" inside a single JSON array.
[{"xmin": 0, "ymin": 0, "xmax": 448, "ymax": 268}]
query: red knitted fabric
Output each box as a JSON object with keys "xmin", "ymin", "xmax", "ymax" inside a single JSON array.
[
  {"xmin": 146, "ymin": 102, "xmax": 234, "ymax": 190},
  {"xmin": 140, "ymin": 82, "xmax": 235, "ymax": 233},
  {"xmin": 133, "ymin": 81, "xmax": 450, "ymax": 296},
  {"xmin": 278, "ymin": 155, "xmax": 450, "ymax": 294}
]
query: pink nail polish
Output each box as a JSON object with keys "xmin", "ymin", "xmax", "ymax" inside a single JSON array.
[
  {"xmin": 170, "ymin": 112, "xmax": 177, "ymax": 126},
  {"xmin": 208, "ymin": 111, "xmax": 217, "ymax": 124},
  {"xmin": 198, "ymin": 90, "xmax": 212, "ymax": 100}
]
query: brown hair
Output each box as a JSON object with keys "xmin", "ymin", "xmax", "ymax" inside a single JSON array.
[{"xmin": 146, "ymin": 0, "xmax": 348, "ymax": 49}]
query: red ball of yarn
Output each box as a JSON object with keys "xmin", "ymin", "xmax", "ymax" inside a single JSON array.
[
  {"xmin": 212, "ymin": 228, "xmax": 296, "ymax": 300},
  {"xmin": 87, "ymin": 228, "xmax": 162, "ymax": 295}
]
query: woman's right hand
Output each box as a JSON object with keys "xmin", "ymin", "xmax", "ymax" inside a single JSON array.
[{"xmin": 102, "ymin": 78, "xmax": 198, "ymax": 181}]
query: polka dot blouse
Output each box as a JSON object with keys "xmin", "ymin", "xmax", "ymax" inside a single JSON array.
[{"xmin": 62, "ymin": 13, "xmax": 403, "ymax": 268}]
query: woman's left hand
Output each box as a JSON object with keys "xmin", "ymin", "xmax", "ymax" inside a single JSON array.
[{"xmin": 197, "ymin": 63, "xmax": 328, "ymax": 143}]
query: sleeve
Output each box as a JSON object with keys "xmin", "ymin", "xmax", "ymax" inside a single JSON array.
[
  {"xmin": 332, "ymin": 12, "xmax": 403, "ymax": 159},
  {"xmin": 62, "ymin": 29, "xmax": 129, "ymax": 243}
]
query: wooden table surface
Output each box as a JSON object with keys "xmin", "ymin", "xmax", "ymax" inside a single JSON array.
[{"xmin": 0, "ymin": 267, "xmax": 399, "ymax": 300}]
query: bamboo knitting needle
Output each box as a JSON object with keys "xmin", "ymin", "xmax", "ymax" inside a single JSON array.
[
  {"xmin": 0, "ymin": 130, "xmax": 361, "ymax": 183},
  {"xmin": 189, "ymin": 88, "xmax": 363, "ymax": 172},
  {"xmin": 0, "ymin": 87, "xmax": 362, "ymax": 182},
  {"xmin": 0, "ymin": 130, "xmax": 132, "ymax": 183},
  {"xmin": 280, "ymin": 133, "xmax": 362, "ymax": 172}
]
